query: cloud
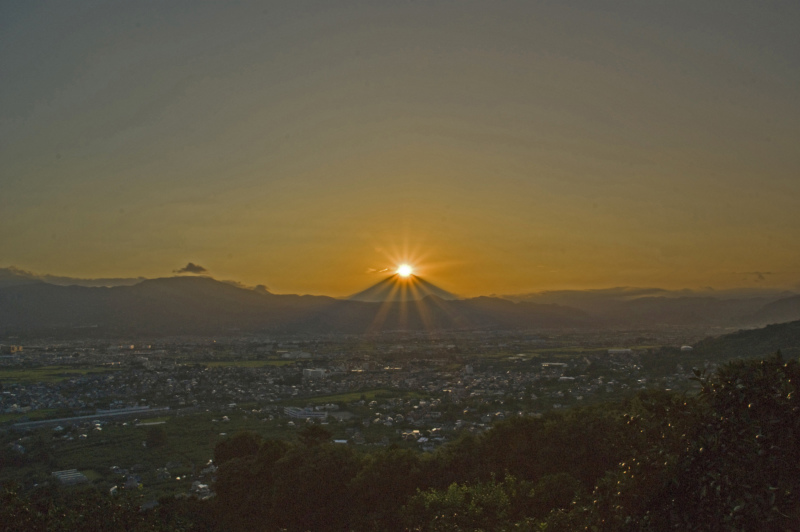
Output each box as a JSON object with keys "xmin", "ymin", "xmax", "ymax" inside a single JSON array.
[
  {"xmin": 174, "ymin": 262, "xmax": 207, "ymax": 274},
  {"xmin": 366, "ymin": 268, "xmax": 391, "ymax": 274},
  {"xmin": 220, "ymin": 279, "xmax": 249, "ymax": 289},
  {"xmin": 4, "ymin": 266, "xmax": 37, "ymax": 278},
  {"xmin": 738, "ymin": 271, "xmax": 772, "ymax": 282}
]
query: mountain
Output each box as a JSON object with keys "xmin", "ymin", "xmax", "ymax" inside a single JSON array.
[
  {"xmin": 693, "ymin": 320, "xmax": 800, "ymax": 360},
  {"xmin": 502, "ymin": 287, "xmax": 794, "ymax": 328},
  {"xmin": 0, "ymin": 269, "xmax": 45, "ymax": 288},
  {"xmin": 743, "ymin": 295, "xmax": 800, "ymax": 326},
  {"xmin": 349, "ymin": 274, "xmax": 458, "ymax": 302},
  {"xmin": 0, "ymin": 276, "xmax": 590, "ymax": 337},
  {"xmin": 0, "ymin": 277, "xmax": 337, "ymax": 336},
  {"xmin": 0, "ymin": 266, "xmax": 145, "ymax": 287},
  {"xmin": 300, "ymin": 294, "xmax": 591, "ymax": 333},
  {"xmin": 0, "ymin": 274, "xmax": 800, "ymax": 335},
  {"xmin": 9, "ymin": 275, "xmax": 795, "ymax": 337}
]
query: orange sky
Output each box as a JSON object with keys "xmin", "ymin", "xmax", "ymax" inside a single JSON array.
[{"xmin": 2, "ymin": 2, "xmax": 799, "ymax": 297}]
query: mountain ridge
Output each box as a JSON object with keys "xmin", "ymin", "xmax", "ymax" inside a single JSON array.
[
  {"xmin": 0, "ymin": 276, "xmax": 588, "ymax": 337},
  {"xmin": 349, "ymin": 274, "xmax": 458, "ymax": 302},
  {"xmin": 2, "ymin": 274, "xmax": 799, "ymax": 338}
]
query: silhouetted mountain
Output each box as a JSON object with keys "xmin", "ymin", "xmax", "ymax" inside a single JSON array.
[
  {"xmin": 614, "ymin": 296, "xmax": 770, "ymax": 327},
  {"xmin": 502, "ymin": 287, "xmax": 793, "ymax": 328},
  {"xmin": 0, "ymin": 266, "xmax": 145, "ymax": 287},
  {"xmin": 0, "ymin": 268, "xmax": 45, "ymax": 288},
  {"xmin": 506, "ymin": 286, "xmax": 794, "ymax": 305},
  {"xmin": 0, "ymin": 276, "xmax": 590, "ymax": 337},
  {"xmin": 349, "ymin": 274, "xmax": 458, "ymax": 302},
  {"xmin": 9, "ymin": 275, "xmax": 795, "ymax": 337},
  {"xmin": 0, "ymin": 277, "xmax": 337, "ymax": 336},
  {"xmin": 693, "ymin": 320, "xmax": 800, "ymax": 360},
  {"xmin": 743, "ymin": 295, "xmax": 800, "ymax": 326},
  {"xmin": 300, "ymin": 294, "xmax": 592, "ymax": 333}
]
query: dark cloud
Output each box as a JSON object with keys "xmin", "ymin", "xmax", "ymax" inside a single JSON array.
[
  {"xmin": 220, "ymin": 279, "xmax": 249, "ymax": 289},
  {"xmin": 738, "ymin": 271, "xmax": 772, "ymax": 282},
  {"xmin": 219, "ymin": 280, "xmax": 270, "ymax": 293},
  {"xmin": 174, "ymin": 262, "xmax": 207, "ymax": 274}
]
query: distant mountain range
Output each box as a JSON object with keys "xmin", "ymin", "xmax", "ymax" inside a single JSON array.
[
  {"xmin": 502, "ymin": 287, "xmax": 799, "ymax": 328},
  {"xmin": 1, "ymin": 267, "xmax": 799, "ymax": 337},
  {"xmin": 742, "ymin": 295, "xmax": 800, "ymax": 326},
  {"xmin": 349, "ymin": 274, "xmax": 458, "ymax": 302},
  {"xmin": 0, "ymin": 275, "xmax": 589, "ymax": 337},
  {"xmin": 0, "ymin": 267, "xmax": 145, "ymax": 288}
]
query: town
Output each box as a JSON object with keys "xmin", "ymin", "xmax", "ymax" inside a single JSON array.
[{"xmin": 0, "ymin": 327, "xmax": 717, "ymax": 502}]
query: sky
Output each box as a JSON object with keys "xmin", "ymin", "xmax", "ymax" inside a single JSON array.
[{"xmin": 2, "ymin": 1, "xmax": 799, "ymax": 297}]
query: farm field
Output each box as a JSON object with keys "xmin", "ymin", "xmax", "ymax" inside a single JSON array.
[
  {"xmin": 0, "ymin": 365, "xmax": 120, "ymax": 384},
  {"xmin": 202, "ymin": 359, "xmax": 295, "ymax": 368}
]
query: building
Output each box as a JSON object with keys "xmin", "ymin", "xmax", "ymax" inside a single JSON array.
[
  {"xmin": 52, "ymin": 469, "xmax": 88, "ymax": 485},
  {"xmin": 284, "ymin": 407, "xmax": 327, "ymax": 419},
  {"xmin": 0, "ymin": 345, "xmax": 23, "ymax": 354}
]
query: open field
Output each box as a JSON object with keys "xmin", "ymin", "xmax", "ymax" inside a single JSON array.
[
  {"xmin": 137, "ymin": 416, "xmax": 171, "ymax": 424},
  {"xmin": 0, "ymin": 409, "xmax": 315, "ymax": 500},
  {"xmin": 0, "ymin": 366, "xmax": 120, "ymax": 384},
  {"xmin": 0, "ymin": 409, "xmax": 60, "ymax": 424},
  {"xmin": 202, "ymin": 359, "xmax": 295, "ymax": 368}
]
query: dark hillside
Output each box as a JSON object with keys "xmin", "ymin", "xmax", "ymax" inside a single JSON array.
[
  {"xmin": 693, "ymin": 320, "xmax": 800, "ymax": 360},
  {"xmin": 0, "ymin": 277, "xmax": 590, "ymax": 337}
]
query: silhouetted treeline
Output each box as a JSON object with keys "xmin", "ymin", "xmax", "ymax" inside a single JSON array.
[
  {"xmin": 0, "ymin": 482, "xmax": 206, "ymax": 531},
  {"xmin": 3, "ymin": 353, "xmax": 800, "ymax": 530}
]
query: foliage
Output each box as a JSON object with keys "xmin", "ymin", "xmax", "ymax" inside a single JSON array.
[
  {"xmin": 0, "ymin": 482, "xmax": 194, "ymax": 531},
  {"xmin": 350, "ymin": 446, "xmax": 426, "ymax": 530},
  {"xmin": 659, "ymin": 353, "xmax": 800, "ymax": 530},
  {"xmin": 543, "ymin": 353, "xmax": 800, "ymax": 531},
  {"xmin": 271, "ymin": 443, "xmax": 361, "ymax": 531},
  {"xmin": 404, "ymin": 476, "xmax": 519, "ymax": 531},
  {"xmin": 296, "ymin": 424, "xmax": 332, "ymax": 447},
  {"xmin": 145, "ymin": 426, "xmax": 168, "ymax": 448},
  {"xmin": 213, "ymin": 431, "xmax": 261, "ymax": 465}
]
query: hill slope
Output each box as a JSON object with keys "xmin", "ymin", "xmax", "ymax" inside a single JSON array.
[
  {"xmin": 693, "ymin": 319, "xmax": 800, "ymax": 360},
  {"xmin": 743, "ymin": 295, "xmax": 800, "ymax": 326}
]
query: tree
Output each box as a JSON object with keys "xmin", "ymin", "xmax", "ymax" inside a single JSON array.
[
  {"xmin": 214, "ymin": 431, "xmax": 262, "ymax": 465},
  {"xmin": 213, "ymin": 438, "xmax": 291, "ymax": 531},
  {"xmin": 403, "ymin": 476, "xmax": 523, "ymax": 532},
  {"xmin": 350, "ymin": 447, "xmax": 425, "ymax": 530},
  {"xmin": 544, "ymin": 354, "xmax": 800, "ymax": 531},
  {"xmin": 145, "ymin": 426, "xmax": 167, "ymax": 448},
  {"xmin": 271, "ymin": 444, "xmax": 361, "ymax": 531},
  {"xmin": 0, "ymin": 483, "xmax": 179, "ymax": 531},
  {"xmin": 297, "ymin": 424, "xmax": 332, "ymax": 447}
]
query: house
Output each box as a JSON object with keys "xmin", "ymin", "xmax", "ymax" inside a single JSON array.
[{"xmin": 52, "ymin": 469, "xmax": 88, "ymax": 485}]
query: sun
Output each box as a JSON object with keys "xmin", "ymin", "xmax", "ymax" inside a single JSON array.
[{"xmin": 396, "ymin": 264, "xmax": 414, "ymax": 277}]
